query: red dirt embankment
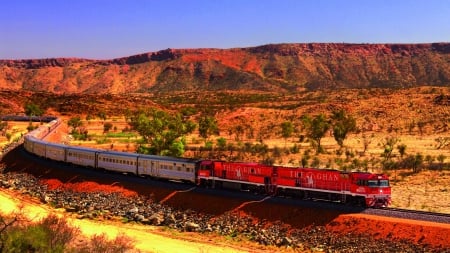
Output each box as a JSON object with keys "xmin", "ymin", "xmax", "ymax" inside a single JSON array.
[
  {"xmin": 38, "ymin": 177, "xmax": 450, "ymax": 251},
  {"xmin": 42, "ymin": 179, "xmax": 138, "ymax": 197},
  {"xmin": 327, "ymin": 214, "xmax": 450, "ymax": 250}
]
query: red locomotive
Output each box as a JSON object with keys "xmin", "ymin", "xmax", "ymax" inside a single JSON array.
[{"xmin": 198, "ymin": 161, "xmax": 391, "ymax": 207}]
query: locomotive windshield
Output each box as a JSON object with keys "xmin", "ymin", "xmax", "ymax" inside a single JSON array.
[
  {"xmin": 358, "ymin": 179, "xmax": 390, "ymax": 187},
  {"xmin": 379, "ymin": 180, "xmax": 389, "ymax": 187},
  {"xmin": 367, "ymin": 180, "xmax": 389, "ymax": 187}
]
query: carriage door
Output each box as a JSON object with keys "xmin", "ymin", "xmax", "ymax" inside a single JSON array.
[
  {"xmin": 151, "ymin": 161, "xmax": 159, "ymax": 177},
  {"xmin": 141, "ymin": 159, "xmax": 149, "ymax": 176}
]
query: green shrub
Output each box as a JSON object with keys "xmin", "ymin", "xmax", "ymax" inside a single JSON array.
[
  {"xmin": 0, "ymin": 214, "xmax": 135, "ymax": 253},
  {"xmin": 2, "ymin": 214, "xmax": 78, "ymax": 253}
]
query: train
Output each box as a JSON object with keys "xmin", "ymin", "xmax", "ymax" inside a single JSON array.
[{"xmin": 23, "ymin": 118, "xmax": 391, "ymax": 208}]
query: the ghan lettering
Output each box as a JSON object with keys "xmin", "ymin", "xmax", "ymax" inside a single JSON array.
[{"xmin": 309, "ymin": 173, "xmax": 339, "ymax": 181}]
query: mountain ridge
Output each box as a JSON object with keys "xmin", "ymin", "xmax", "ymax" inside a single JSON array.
[{"xmin": 1, "ymin": 43, "xmax": 449, "ymax": 93}]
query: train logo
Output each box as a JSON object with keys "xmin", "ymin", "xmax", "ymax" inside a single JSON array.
[{"xmin": 306, "ymin": 175, "xmax": 314, "ymax": 187}]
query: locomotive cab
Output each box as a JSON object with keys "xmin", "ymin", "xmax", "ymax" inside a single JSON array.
[
  {"xmin": 351, "ymin": 173, "xmax": 392, "ymax": 207},
  {"xmin": 196, "ymin": 160, "xmax": 214, "ymax": 186}
]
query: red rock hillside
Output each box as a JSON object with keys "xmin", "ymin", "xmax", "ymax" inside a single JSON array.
[{"xmin": 0, "ymin": 43, "xmax": 449, "ymax": 94}]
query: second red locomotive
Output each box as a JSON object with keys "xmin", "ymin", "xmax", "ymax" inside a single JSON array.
[{"xmin": 198, "ymin": 160, "xmax": 391, "ymax": 207}]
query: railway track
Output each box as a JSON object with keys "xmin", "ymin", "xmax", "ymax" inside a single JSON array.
[{"xmin": 363, "ymin": 207, "xmax": 450, "ymax": 224}]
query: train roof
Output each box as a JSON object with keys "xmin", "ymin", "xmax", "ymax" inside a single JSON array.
[
  {"xmin": 201, "ymin": 160, "xmax": 265, "ymax": 166},
  {"xmin": 138, "ymin": 153, "xmax": 199, "ymax": 163},
  {"xmin": 0, "ymin": 115, "xmax": 57, "ymax": 122},
  {"xmin": 66, "ymin": 145, "xmax": 103, "ymax": 153},
  {"xmin": 45, "ymin": 142, "xmax": 69, "ymax": 148},
  {"xmin": 350, "ymin": 172, "xmax": 389, "ymax": 179},
  {"xmin": 29, "ymin": 138, "xmax": 47, "ymax": 145},
  {"xmin": 99, "ymin": 150, "xmax": 140, "ymax": 158}
]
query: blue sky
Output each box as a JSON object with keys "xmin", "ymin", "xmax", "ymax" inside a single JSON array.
[{"xmin": 1, "ymin": 0, "xmax": 449, "ymax": 59}]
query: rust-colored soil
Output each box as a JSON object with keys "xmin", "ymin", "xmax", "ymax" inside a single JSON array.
[
  {"xmin": 42, "ymin": 178, "xmax": 138, "ymax": 197},
  {"xmin": 327, "ymin": 214, "xmax": 450, "ymax": 249}
]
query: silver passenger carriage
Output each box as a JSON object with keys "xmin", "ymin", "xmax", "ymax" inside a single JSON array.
[
  {"xmin": 97, "ymin": 151, "xmax": 139, "ymax": 174},
  {"xmin": 66, "ymin": 146, "xmax": 99, "ymax": 168},
  {"xmin": 32, "ymin": 139, "xmax": 47, "ymax": 157},
  {"xmin": 45, "ymin": 142, "xmax": 67, "ymax": 162},
  {"xmin": 137, "ymin": 154, "xmax": 198, "ymax": 183},
  {"xmin": 23, "ymin": 135, "xmax": 35, "ymax": 153}
]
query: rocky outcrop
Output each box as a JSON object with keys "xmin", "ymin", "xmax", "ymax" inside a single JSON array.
[
  {"xmin": 0, "ymin": 43, "xmax": 449, "ymax": 94},
  {"xmin": 0, "ymin": 58, "xmax": 91, "ymax": 69}
]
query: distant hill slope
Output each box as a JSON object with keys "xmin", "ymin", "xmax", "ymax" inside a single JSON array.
[{"xmin": 1, "ymin": 43, "xmax": 449, "ymax": 94}]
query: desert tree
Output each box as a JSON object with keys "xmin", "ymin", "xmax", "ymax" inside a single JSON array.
[
  {"xmin": 311, "ymin": 156, "xmax": 321, "ymax": 168},
  {"xmin": 360, "ymin": 133, "xmax": 373, "ymax": 155},
  {"xmin": 380, "ymin": 136, "xmax": 399, "ymax": 170},
  {"xmin": 302, "ymin": 114, "xmax": 330, "ymax": 153},
  {"xmin": 413, "ymin": 153, "xmax": 424, "ymax": 173},
  {"xmin": 408, "ymin": 120, "xmax": 415, "ymax": 134},
  {"xmin": 301, "ymin": 155, "xmax": 310, "ymax": 168},
  {"xmin": 103, "ymin": 122, "xmax": 113, "ymax": 133},
  {"xmin": 397, "ymin": 144, "xmax": 407, "ymax": 160},
  {"xmin": 381, "ymin": 137, "xmax": 399, "ymax": 161},
  {"xmin": 129, "ymin": 108, "xmax": 196, "ymax": 156},
  {"xmin": 5, "ymin": 132, "xmax": 12, "ymax": 142},
  {"xmin": 403, "ymin": 153, "xmax": 424, "ymax": 173},
  {"xmin": 437, "ymin": 154, "xmax": 446, "ymax": 170},
  {"xmin": 232, "ymin": 125, "xmax": 245, "ymax": 142},
  {"xmin": 216, "ymin": 137, "xmax": 227, "ymax": 151},
  {"xmin": 67, "ymin": 116, "xmax": 83, "ymax": 134},
  {"xmin": 280, "ymin": 121, "xmax": 294, "ymax": 148},
  {"xmin": 85, "ymin": 114, "xmax": 94, "ymax": 122},
  {"xmin": 24, "ymin": 102, "xmax": 44, "ymax": 118},
  {"xmin": 331, "ymin": 109, "xmax": 357, "ymax": 149},
  {"xmin": 97, "ymin": 111, "xmax": 107, "ymax": 122},
  {"xmin": 68, "ymin": 116, "xmax": 88, "ymax": 140},
  {"xmin": 24, "ymin": 102, "xmax": 44, "ymax": 128},
  {"xmin": 417, "ymin": 121, "xmax": 426, "ymax": 135},
  {"xmin": 198, "ymin": 115, "xmax": 219, "ymax": 141},
  {"xmin": 395, "ymin": 143, "xmax": 407, "ymax": 180},
  {"xmin": 425, "ymin": 155, "xmax": 435, "ymax": 169}
]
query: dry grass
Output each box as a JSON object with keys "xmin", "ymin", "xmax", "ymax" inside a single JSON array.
[{"xmin": 391, "ymin": 170, "xmax": 450, "ymax": 213}]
